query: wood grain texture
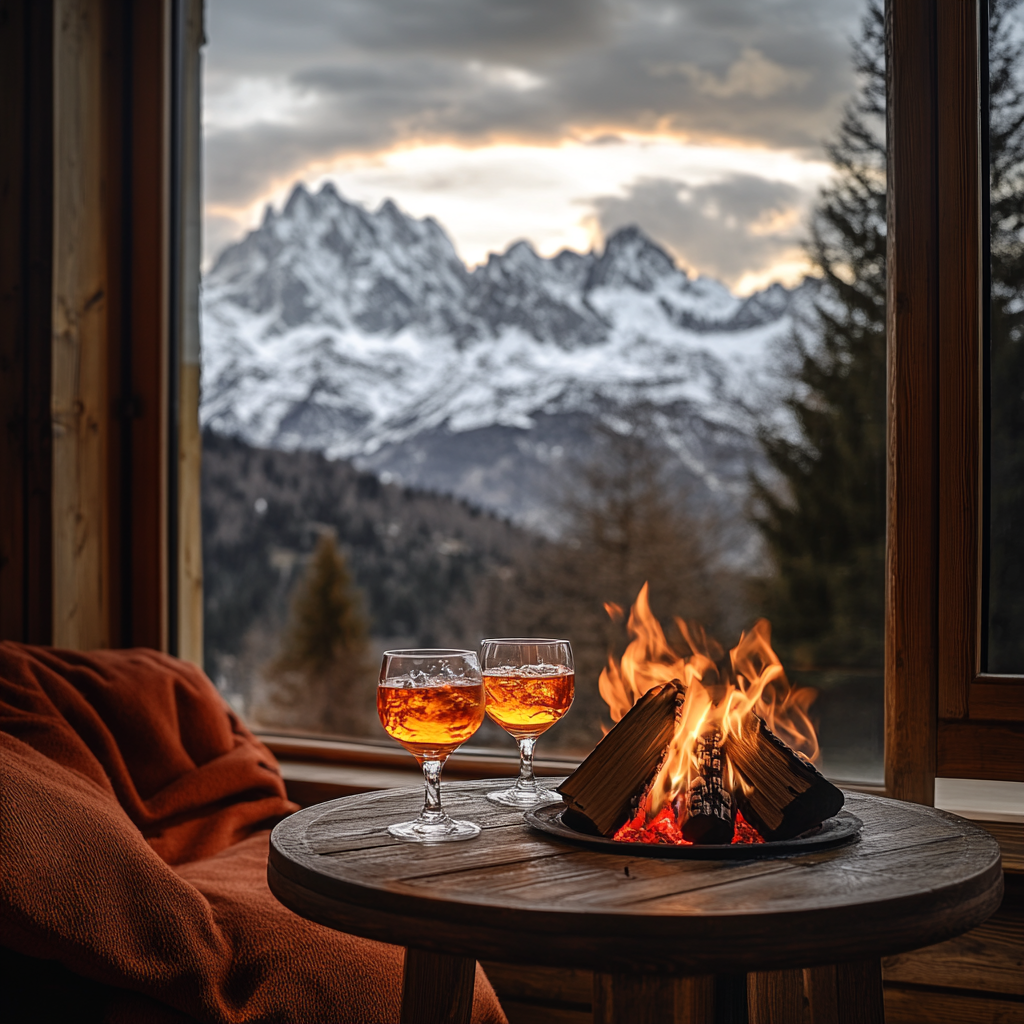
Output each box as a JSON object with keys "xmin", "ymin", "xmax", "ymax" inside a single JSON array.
[
  {"xmin": 0, "ymin": 0, "xmax": 53, "ymax": 644},
  {"xmin": 401, "ymin": 948, "xmax": 475, "ymax": 1024},
  {"xmin": 593, "ymin": 973, "xmax": 713, "ymax": 1024},
  {"xmin": 747, "ymin": 969, "xmax": 804, "ymax": 1024},
  {"xmin": 805, "ymin": 960, "xmax": 884, "ymax": 1024},
  {"xmin": 52, "ymin": 0, "xmax": 112, "ymax": 650},
  {"xmin": 805, "ymin": 965, "xmax": 840, "ymax": 1024},
  {"xmin": 935, "ymin": 0, "xmax": 981, "ymax": 722},
  {"xmin": 883, "ymin": 878, "xmax": 1024, "ymax": 996},
  {"xmin": 969, "ymin": 679, "xmax": 1024, "ymax": 721},
  {"xmin": 885, "ymin": 0, "xmax": 939, "ymax": 806},
  {"xmin": 268, "ymin": 782, "xmax": 1003, "ymax": 977},
  {"xmin": 125, "ymin": 0, "xmax": 169, "ymax": 651},
  {"xmin": 501, "ymin": 1003, "xmax": 590, "ymax": 1024},
  {"xmin": 480, "ymin": 963, "xmax": 592, "ymax": 1008},
  {"xmin": 937, "ymin": 721, "xmax": 1024, "ymax": 782},
  {"xmin": 559, "ymin": 681, "xmax": 682, "ymax": 837},
  {"xmin": 978, "ymin": 821, "xmax": 1024, "ymax": 874},
  {"xmin": 884, "ymin": 985, "xmax": 1024, "ymax": 1024}
]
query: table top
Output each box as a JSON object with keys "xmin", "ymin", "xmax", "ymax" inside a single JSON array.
[{"xmin": 268, "ymin": 780, "xmax": 1004, "ymax": 975}]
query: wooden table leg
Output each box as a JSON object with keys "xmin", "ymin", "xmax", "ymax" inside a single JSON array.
[
  {"xmin": 593, "ymin": 972, "xmax": 714, "ymax": 1023},
  {"xmin": 747, "ymin": 969, "xmax": 804, "ymax": 1024},
  {"xmin": 400, "ymin": 947, "xmax": 476, "ymax": 1024},
  {"xmin": 804, "ymin": 959, "xmax": 884, "ymax": 1024}
]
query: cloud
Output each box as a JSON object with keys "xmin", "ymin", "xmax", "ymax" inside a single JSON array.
[
  {"xmin": 200, "ymin": 0, "xmax": 869, "ymax": 277},
  {"xmin": 590, "ymin": 174, "xmax": 813, "ymax": 287},
  {"xmin": 203, "ymin": 0, "xmax": 866, "ymax": 204},
  {"xmin": 655, "ymin": 47, "xmax": 813, "ymax": 99}
]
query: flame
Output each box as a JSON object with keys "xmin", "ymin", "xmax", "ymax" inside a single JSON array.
[{"xmin": 598, "ymin": 583, "xmax": 819, "ymax": 821}]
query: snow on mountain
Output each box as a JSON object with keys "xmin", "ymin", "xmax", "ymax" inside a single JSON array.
[{"xmin": 201, "ymin": 182, "xmax": 818, "ymax": 535}]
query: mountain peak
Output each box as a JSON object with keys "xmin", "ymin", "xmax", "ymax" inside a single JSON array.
[
  {"xmin": 283, "ymin": 182, "xmax": 313, "ymax": 218},
  {"xmin": 589, "ymin": 225, "xmax": 679, "ymax": 292}
]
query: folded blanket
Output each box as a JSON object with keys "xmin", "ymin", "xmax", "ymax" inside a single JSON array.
[{"xmin": 0, "ymin": 643, "xmax": 506, "ymax": 1024}]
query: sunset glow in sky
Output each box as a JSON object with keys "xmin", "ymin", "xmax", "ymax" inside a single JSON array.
[{"xmin": 203, "ymin": 0, "xmax": 869, "ymax": 293}]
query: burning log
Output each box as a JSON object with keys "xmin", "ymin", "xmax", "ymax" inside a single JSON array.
[
  {"xmin": 725, "ymin": 714, "xmax": 844, "ymax": 841},
  {"xmin": 677, "ymin": 727, "xmax": 736, "ymax": 845},
  {"xmin": 558, "ymin": 681, "xmax": 685, "ymax": 837}
]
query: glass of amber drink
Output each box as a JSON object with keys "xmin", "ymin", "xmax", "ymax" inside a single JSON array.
[
  {"xmin": 480, "ymin": 638, "xmax": 574, "ymax": 807},
  {"xmin": 377, "ymin": 649, "xmax": 486, "ymax": 842}
]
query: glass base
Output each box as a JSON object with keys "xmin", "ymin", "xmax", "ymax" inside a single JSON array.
[
  {"xmin": 387, "ymin": 816, "xmax": 481, "ymax": 843},
  {"xmin": 486, "ymin": 784, "xmax": 560, "ymax": 808}
]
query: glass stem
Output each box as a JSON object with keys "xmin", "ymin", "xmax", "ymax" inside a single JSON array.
[
  {"xmin": 419, "ymin": 758, "xmax": 446, "ymax": 823},
  {"xmin": 516, "ymin": 737, "xmax": 538, "ymax": 793}
]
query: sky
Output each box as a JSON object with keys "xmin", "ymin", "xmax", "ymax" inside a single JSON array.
[{"xmin": 202, "ymin": 0, "xmax": 870, "ymax": 294}]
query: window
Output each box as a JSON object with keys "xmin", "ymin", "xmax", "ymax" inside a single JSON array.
[
  {"xmin": 200, "ymin": 0, "xmax": 889, "ymax": 782},
  {"xmin": 984, "ymin": 0, "xmax": 1024, "ymax": 675}
]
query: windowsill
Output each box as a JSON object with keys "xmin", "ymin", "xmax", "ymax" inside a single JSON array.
[
  {"xmin": 934, "ymin": 778, "xmax": 1024, "ymax": 824},
  {"xmin": 261, "ymin": 733, "xmax": 578, "ymax": 778}
]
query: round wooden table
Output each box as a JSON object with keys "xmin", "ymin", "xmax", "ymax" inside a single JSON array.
[{"xmin": 268, "ymin": 780, "xmax": 1003, "ymax": 1024}]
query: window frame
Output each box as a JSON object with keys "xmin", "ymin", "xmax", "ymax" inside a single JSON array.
[{"xmin": 885, "ymin": 0, "xmax": 1024, "ymax": 806}]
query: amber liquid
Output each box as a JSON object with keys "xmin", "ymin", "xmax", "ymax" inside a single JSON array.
[
  {"xmin": 483, "ymin": 670, "xmax": 575, "ymax": 739},
  {"xmin": 378, "ymin": 678, "xmax": 485, "ymax": 760}
]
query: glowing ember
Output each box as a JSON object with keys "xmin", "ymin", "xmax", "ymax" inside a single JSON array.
[
  {"xmin": 600, "ymin": 583, "xmax": 819, "ymax": 843},
  {"xmin": 612, "ymin": 806, "xmax": 766, "ymax": 846}
]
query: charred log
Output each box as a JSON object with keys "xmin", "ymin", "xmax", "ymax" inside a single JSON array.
[
  {"xmin": 725, "ymin": 715, "xmax": 844, "ymax": 841},
  {"xmin": 558, "ymin": 681, "xmax": 685, "ymax": 837},
  {"xmin": 678, "ymin": 728, "xmax": 736, "ymax": 844}
]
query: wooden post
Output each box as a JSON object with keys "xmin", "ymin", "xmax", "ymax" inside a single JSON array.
[
  {"xmin": 747, "ymin": 969, "xmax": 804, "ymax": 1024},
  {"xmin": 52, "ymin": 0, "xmax": 113, "ymax": 650},
  {"xmin": 593, "ymin": 973, "xmax": 714, "ymax": 1024},
  {"xmin": 0, "ymin": 0, "xmax": 54, "ymax": 644},
  {"xmin": 884, "ymin": 0, "xmax": 939, "ymax": 805},
  {"xmin": 401, "ymin": 947, "xmax": 475, "ymax": 1024},
  {"xmin": 805, "ymin": 960, "xmax": 884, "ymax": 1024}
]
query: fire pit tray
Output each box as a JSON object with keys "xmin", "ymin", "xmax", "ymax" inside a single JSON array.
[{"xmin": 525, "ymin": 803, "xmax": 863, "ymax": 859}]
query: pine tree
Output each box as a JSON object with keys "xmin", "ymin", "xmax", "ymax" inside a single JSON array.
[
  {"xmin": 270, "ymin": 532, "xmax": 371, "ymax": 730},
  {"xmin": 754, "ymin": 1, "xmax": 1024, "ymax": 673},
  {"xmin": 751, "ymin": 2, "xmax": 888, "ymax": 670},
  {"xmin": 986, "ymin": 0, "xmax": 1024, "ymax": 671}
]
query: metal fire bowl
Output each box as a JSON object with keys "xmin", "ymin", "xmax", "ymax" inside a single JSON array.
[{"xmin": 524, "ymin": 803, "xmax": 864, "ymax": 860}]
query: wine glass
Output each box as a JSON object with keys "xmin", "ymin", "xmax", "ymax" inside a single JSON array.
[
  {"xmin": 480, "ymin": 638, "xmax": 574, "ymax": 807},
  {"xmin": 377, "ymin": 649, "xmax": 486, "ymax": 842}
]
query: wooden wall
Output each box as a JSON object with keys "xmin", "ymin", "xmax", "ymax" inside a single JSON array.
[
  {"xmin": 0, "ymin": 0, "xmax": 54, "ymax": 644},
  {"xmin": 0, "ymin": 0, "xmax": 202, "ymax": 656}
]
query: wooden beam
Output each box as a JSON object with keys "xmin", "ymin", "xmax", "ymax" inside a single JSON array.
[
  {"xmin": 747, "ymin": 970, "xmax": 805, "ymax": 1024},
  {"xmin": 52, "ymin": 0, "xmax": 113, "ymax": 650},
  {"xmin": 401, "ymin": 948, "xmax": 475, "ymax": 1024},
  {"xmin": 885, "ymin": 0, "xmax": 939, "ymax": 804},
  {"xmin": 0, "ymin": 0, "xmax": 54, "ymax": 644},
  {"xmin": 935, "ymin": 0, "xmax": 982, "ymax": 722},
  {"xmin": 124, "ymin": 0, "xmax": 170, "ymax": 651},
  {"xmin": 936, "ymin": 720, "xmax": 1024, "ymax": 782}
]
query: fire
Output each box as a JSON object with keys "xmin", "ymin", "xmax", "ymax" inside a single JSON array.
[{"xmin": 599, "ymin": 583, "xmax": 819, "ymax": 832}]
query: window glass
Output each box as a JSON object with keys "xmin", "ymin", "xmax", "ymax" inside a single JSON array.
[
  {"xmin": 202, "ymin": 0, "xmax": 885, "ymax": 782},
  {"xmin": 985, "ymin": 0, "xmax": 1024, "ymax": 674}
]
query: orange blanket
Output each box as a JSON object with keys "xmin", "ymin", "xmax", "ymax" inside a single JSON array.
[{"xmin": 0, "ymin": 643, "xmax": 506, "ymax": 1024}]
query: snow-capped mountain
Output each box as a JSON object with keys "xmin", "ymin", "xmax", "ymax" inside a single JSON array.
[{"xmin": 201, "ymin": 182, "xmax": 817, "ymax": 534}]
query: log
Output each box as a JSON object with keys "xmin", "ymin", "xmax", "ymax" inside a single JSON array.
[
  {"xmin": 726, "ymin": 714, "xmax": 844, "ymax": 841},
  {"xmin": 678, "ymin": 727, "xmax": 736, "ymax": 844},
  {"xmin": 558, "ymin": 681, "xmax": 685, "ymax": 837}
]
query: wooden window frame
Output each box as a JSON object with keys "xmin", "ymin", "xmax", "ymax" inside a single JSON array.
[
  {"xmin": 886, "ymin": 0, "xmax": 1024, "ymax": 805},
  {"xmin": 3, "ymin": 0, "xmax": 1021, "ymax": 800}
]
